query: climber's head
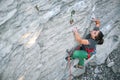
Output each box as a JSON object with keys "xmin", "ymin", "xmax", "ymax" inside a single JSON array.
[{"xmin": 90, "ymin": 30, "xmax": 104, "ymax": 45}]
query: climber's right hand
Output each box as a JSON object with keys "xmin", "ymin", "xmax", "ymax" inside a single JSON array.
[{"xmin": 72, "ymin": 27, "xmax": 78, "ymax": 33}]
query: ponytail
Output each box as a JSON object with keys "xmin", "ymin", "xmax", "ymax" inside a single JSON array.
[{"xmin": 97, "ymin": 39, "xmax": 104, "ymax": 45}]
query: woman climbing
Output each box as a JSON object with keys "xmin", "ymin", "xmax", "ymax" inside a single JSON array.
[{"xmin": 66, "ymin": 18, "xmax": 104, "ymax": 68}]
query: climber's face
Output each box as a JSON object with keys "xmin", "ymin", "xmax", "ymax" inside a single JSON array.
[{"xmin": 90, "ymin": 30, "xmax": 100, "ymax": 39}]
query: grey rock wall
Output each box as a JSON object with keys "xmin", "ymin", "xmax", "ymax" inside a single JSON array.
[
  {"xmin": 0, "ymin": 0, "xmax": 120, "ymax": 80},
  {"xmin": 75, "ymin": 42, "xmax": 120, "ymax": 80}
]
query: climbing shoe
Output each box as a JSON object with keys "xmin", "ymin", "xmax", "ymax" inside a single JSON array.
[
  {"xmin": 65, "ymin": 56, "xmax": 72, "ymax": 61},
  {"xmin": 66, "ymin": 49, "xmax": 72, "ymax": 55},
  {"xmin": 74, "ymin": 64, "xmax": 83, "ymax": 69}
]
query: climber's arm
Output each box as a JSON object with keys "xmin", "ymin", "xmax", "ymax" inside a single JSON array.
[{"xmin": 73, "ymin": 30, "xmax": 89, "ymax": 45}]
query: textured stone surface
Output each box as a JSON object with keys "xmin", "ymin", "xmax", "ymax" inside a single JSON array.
[
  {"xmin": 75, "ymin": 42, "xmax": 120, "ymax": 80},
  {"xmin": 0, "ymin": 0, "xmax": 120, "ymax": 80}
]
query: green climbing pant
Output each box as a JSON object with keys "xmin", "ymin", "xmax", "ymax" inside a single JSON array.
[{"xmin": 71, "ymin": 50, "xmax": 88, "ymax": 66}]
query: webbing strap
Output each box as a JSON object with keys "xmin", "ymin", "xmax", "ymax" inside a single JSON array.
[{"xmin": 85, "ymin": 48, "xmax": 94, "ymax": 59}]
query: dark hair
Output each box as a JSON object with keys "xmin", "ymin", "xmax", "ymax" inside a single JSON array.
[{"xmin": 95, "ymin": 31, "xmax": 104, "ymax": 45}]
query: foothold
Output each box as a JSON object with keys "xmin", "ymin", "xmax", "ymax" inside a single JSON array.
[{"xmin": 107, "ymin": 62, "xmax": 114, "ymax": 67}]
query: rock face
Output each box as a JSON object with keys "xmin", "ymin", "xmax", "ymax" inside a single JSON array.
[
  {"xmin": 0, "ymin": 0, "xmax": 120, "ymax": 80},
  {"xmin": 75, "ymin": 42, "xmax": 120, "ymax": 80}
]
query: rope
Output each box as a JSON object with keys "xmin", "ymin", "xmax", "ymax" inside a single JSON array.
[
  {"xmin": 67, "ymin": 10, "xmax": 76, "ymax": 80},
  {"xmin": 68, "ymin": 55, "xmax": 72, "ymax": 80}
]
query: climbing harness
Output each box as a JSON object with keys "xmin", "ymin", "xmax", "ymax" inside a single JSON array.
[{"xmin": 85, "ymin": 48, "xmax": 94, "ymax": 59}]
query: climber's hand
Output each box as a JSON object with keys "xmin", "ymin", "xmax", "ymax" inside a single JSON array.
[
  {"xmin": 72, "ymin": 27, "xmax": 78, "ymax": 33},
  {"xmin": 92, "ymin": 18, "xmax": 100, "ymax": 27}
]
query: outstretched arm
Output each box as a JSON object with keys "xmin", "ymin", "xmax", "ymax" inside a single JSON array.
[{"xmin": 73, "ymin": 28, "xmax": 89, "ymax": 45}]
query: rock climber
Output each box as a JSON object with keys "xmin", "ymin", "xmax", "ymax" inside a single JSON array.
[{"xmin": 66, "ymin": 18, "xmax": 104, "ymax": 68}]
